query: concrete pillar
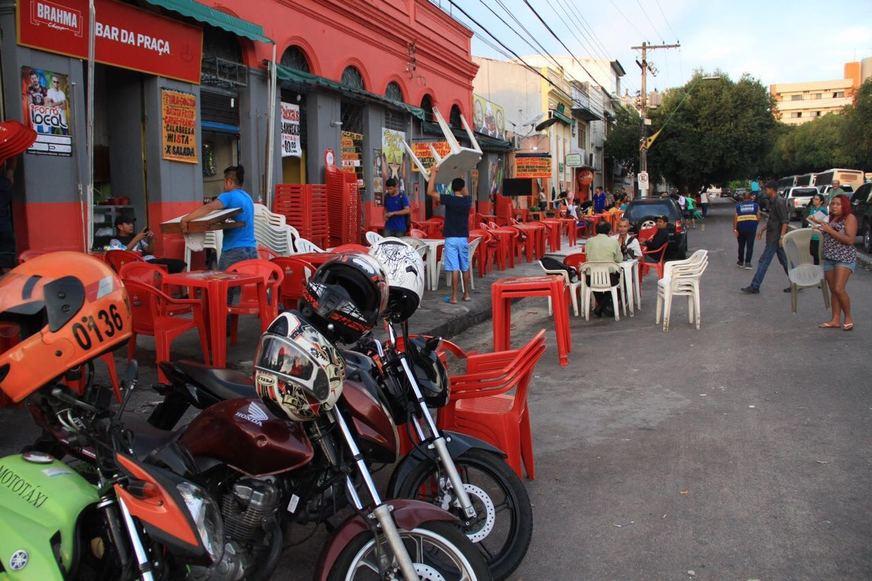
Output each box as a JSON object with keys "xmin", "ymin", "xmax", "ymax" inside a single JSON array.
[{"xmin": 305, "ymin": 92, "xmax": 342, "ymax": 183}]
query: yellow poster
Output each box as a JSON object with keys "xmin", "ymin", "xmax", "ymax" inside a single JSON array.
[
  {"xmin": 411, "ymin": 141, "xmax": 451, "ymax": 172},
  {"xmin": 161, "ymin": 89, "xmax": 197, "ymax": 164}
]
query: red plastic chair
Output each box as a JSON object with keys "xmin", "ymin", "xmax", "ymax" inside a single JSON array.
[
  {"xmin": 409, "ymin": 229, "xmax": 427, "ymax": 239},
  {"xmin": 491, "ymin": 276, "xmax": 570, "ymax": 367},
  {"xmin": 563, "ymin": 252, "xmax": 587, "ymax": 270},
  {"xmin": 637, "ymin": 226, "xmax": 657, "ymax": 244},
  {"xmin": 330, "ymin": 244, "xmax": 370, "ymax": 253},
  {"xmin": 119, "ymin": 261, "xmax": 167, "ymax": 287},
  {"xmin": 469, "ymin": 229, "xmax": 498, "ymax": 277},
  {"xmin": 124, "ymin": 280, "xmax": 210, "ymax": 384},
  {"xmin": 226, "ymin": 259, "xmax": 285, "ymax": 344},
  {"xmin": 105, "ymin": 250, "xmax": 144, "ymax": 273},
  {"xmin": 437, "ymin": 330, "xmax": 547, "ymax": 479},
  {"xmin": 272, "ymin": 257, "xmax": 315, "ymax": 310},
  {"xmin": 257, "ymin": 246, "xmax": 278, "ymax": 261},
  {"xmin": 639, "ymin": 242, "xmax": 668, "ymax": 281}
]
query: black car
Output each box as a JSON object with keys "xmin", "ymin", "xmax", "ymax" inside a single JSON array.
[
  {"xmin": 850, "ymin": 183, "xmax": 872, "ymax": 253},
  {"xmin": 623, "ymin": 198, "xmax": 688, "ymax": 259}
]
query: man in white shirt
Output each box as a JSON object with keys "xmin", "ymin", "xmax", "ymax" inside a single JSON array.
[
  {"xmin": 700, "ymin": 190, "xmax": 710, "ymax": 218},
  {"xmin": 46, "ymin": 77, "xmax": 66, "ymax": 107},
  {"xmin": 612, "ymin": 218, "xmax": 641, "ymax": 260}
]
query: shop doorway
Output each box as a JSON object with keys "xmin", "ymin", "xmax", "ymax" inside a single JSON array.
[
  {"xmin": 91, "ymin": 64, "xmax": 147, "ymax": 249},
  {"xmin": 280, "ymin": 90, "xmax": 306, "ymax": 184}
]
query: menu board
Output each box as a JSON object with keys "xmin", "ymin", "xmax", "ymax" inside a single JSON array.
[
  {"xmin": 411, "ymin": 141, "xmax": 451, "ymax": 172},
  {"xmin": 341, "ymin": 130, "xmax": 364, "ymax": 190},
  {"xmin": 515, "ymin": 156, "xmax": 551, "ymax": 179},
  {"xmin": 161, "ymin": 89, "xmax": 197, "ymax": 163}
]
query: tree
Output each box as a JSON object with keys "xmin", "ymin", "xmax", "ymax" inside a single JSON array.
[
  {"xmin": 842, "ymin": 78, "xmax": 872, "ymax": 170},
  {"xmin": 604, "ymin": 105, "xmax": 642, "ymax": 175},
  {"xmin": 645, "ymin": 73, "xmax": 776, "ymax": 193}
]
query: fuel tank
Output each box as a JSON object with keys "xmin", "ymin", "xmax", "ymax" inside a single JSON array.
[
  {"xmin": 179, "ymin": 398, "xmax": 314, "ymax": 477},
  {"xmin": 340, "ymin": 379, "xmax": 398, "ymax": 464}
]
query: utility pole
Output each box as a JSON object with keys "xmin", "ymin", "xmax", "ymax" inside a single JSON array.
[{"xmin": 632, "ymin": 41, "xmax": 680, "ymax": 197}]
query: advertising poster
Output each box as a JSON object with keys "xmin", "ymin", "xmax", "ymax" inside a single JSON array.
[
  {"xmin": 515, "ymin": 156, "xmax": 551, "ymax": 179},
  {"xmin": 161, "ymin": 89, "xmax": 198, "ymax": 164},
  {"xmin": 411, "ymin": 141, "xmax": 451, "ymax": 172},
  {"xmin": 280, "ymin": 102, "xmax": 301, "ymax": 158},
  {"xmin": 372, "ymin": 148, "xmax": 384, "ymax": 206},
  {"xmin": 472, "ymin": 94, "xmax": 505, "ymax": 140},
  {"xmin": 381, "ymin": 128, "xmax": 408, "ymax": 195},
  {"xmin": 21, "ymin": 67, "xmax": 72, "ymax": 156},
  {"xmin": 489, "ymin": 157, "xmax": 504, "ymax": 196},
  {"xmin": 341, "ymin": 131, "xmax": 364, "ymax": 190}
]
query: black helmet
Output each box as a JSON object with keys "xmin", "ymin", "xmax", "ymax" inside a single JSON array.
[
  {"xmin": 300, "ymin": 253, "xmax": 389, "ymax": 344},
  {"xmin": 405, "ymin": 336, "xmax": 449, "ymax": 408}
]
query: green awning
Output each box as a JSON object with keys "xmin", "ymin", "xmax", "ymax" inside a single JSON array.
[
  {"xmin": 552, "ymin": 109, "xmax": 573, "ymax": 125},
  {"xmin": 144, "ymin": 0, "xmax": 272, "ymax": 43},
  {"xmin": 276, "ymin": 64, "xmax": 426, "ymax": 121}
]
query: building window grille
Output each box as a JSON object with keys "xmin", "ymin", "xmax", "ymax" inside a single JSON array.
[
  {"xmin": 385, "ymin": 82, "xmax": 404, "ymax": 103},
  {"xmin": 385, "ymin": 109, "xmax": 407, "ymax": 132},
  {"xmin": 449, "ymin": 105, "xmax": 462, "ymax": 129},
  {"xmin": 420, "ymin": 94, "xmax": 434, "ymax": 123},
  {"xmin": 281, "ymin": 46, "xmax": 311, "ymax": 73},
  {"xmin": 790, "ymin": 94, "xmax": 803, "ymax": 101},
  {"xmin": 341, "ymin": 66, "xmax": 365, "ymax": 90}
]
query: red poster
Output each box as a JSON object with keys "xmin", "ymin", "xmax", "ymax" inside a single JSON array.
[{"xmin": 17, "ymin": 0, "xmax": 203, "ymax": 84}]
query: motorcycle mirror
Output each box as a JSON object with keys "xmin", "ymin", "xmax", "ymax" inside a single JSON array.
[{"xmin": 424, "ymin": 336, "xmax": 442, "ymax": 353}]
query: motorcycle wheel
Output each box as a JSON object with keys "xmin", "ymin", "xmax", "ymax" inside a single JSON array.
[
  {"xmin": 327, "ymin": 520, "xmax": 491, "ymax": 581},
  {"xmin": 395, "ymin": 449, "xmax": 532, "ymax": 580}
]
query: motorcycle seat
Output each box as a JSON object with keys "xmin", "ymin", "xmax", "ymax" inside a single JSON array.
[
  {"xmin": 123, "ymin": 414, "xmax": 180, "ymax": 460},
  {"xmin": 174, "ymin": 360, "xmax": 256, "ymax": 402}
]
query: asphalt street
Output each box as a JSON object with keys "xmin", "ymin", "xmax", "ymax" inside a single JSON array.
[{"xmin": 2, "ymin": 199, "xmax": 871, "ymax": 580}]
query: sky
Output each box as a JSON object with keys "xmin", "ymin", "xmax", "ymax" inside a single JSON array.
[{"xmin": 434, "ymin": 0, "xmax": 872, "ymax": 94}]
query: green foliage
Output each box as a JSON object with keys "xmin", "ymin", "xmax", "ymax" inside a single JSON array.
[
  {"xmin": 646, "ymin": 73, "xmax": 776, "ymax": 193},
  {"xmin": 842, "ymin": 79, "xmax": 872, "ymax": 170},
  {"xmin": 604, "ymin": 105, "xmax": 642, "ymax": 174}
]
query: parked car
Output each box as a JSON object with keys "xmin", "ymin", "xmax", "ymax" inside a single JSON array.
[
  {"xmin": 782, "ymin": 186, "xmax": 819, "ymax": 220},
  {"xmin": 850, "ymin": 183, "xmax": 872, "ymax": 253},
  {"xmin": 818, "ymin": 184, "xmax": 854, "ymax": 198},
  {"xmin": 623, "ymin": 198, "xmax": 688, "ymax": 259}
]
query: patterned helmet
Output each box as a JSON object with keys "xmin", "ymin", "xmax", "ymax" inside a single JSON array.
[
  {"xmin": 369, "ymin": 238, "xmax": 425, "ymax": 322},
  {"xmin": 254, "ymin": 312, "xmax": 345, "ymax": 422}
]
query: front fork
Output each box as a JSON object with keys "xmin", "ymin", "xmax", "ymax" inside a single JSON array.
[
  {"xmin": 332, "ymin": 407, "xmax": 419, "ymax": 581},
  {"xmin": 98, "ymin": 494, "xmax": 155, "ymax": 581}
]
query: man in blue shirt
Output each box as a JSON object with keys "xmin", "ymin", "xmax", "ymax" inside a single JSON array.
[
  {"xmin": 593, "ymin": 186, "xmax": 607, "ymax": 213},
  {"xmin": 383, "ymin": 178, "xmax": 410, "ymax": 237},
  {"xmin": 427, "ymin": 165, "xmax": 472, "ymax": 304},
  {"xmin": 733, "ymin": 191, "xmax": 760, "ymax": 269},
  {"xmin": 180, "ymin": 164, "xmax": 257, "ymax": 271}
]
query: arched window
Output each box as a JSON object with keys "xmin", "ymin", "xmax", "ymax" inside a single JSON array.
[
  {"xmin": 420, "ymin": 94, "xmax": 434, "ymax": 123},
  {"xmin": 450, "ymin": 105, "xmax": 463, "ymax": 129},
  {"xmin": 281, "ymin": 46, "xmax": 310, "ymax": 73},
  {"xmin": 385, "ymin": 81, "xmax": 404, "ymax": 103},
  {"xmin": 341, "ymin": 66, "xmax": 365, "ymax": 90}
]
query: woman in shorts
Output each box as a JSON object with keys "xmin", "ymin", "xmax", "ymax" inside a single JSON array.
[{"xmin": 809, "ymin": 194, "xmax": 857, "ymax": 331}]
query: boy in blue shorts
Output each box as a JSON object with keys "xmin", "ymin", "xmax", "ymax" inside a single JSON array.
[{"xmin": 427, "ymin": 165, "xmax": 472, "ymax": 304}]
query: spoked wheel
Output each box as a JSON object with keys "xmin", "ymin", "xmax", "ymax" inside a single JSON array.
[
  {"xmin": 396, "ymin": 449, "xmax": 532, "ymax": 580},
  {"xmin": 328, "ymin": 521, "xmax": 490, "ymax": 581}
]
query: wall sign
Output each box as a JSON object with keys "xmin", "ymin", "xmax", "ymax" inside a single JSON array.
[
  {"xmin": 161, "ymin": 89, "xmax": 197, "ymax": 164},
  {"xmin": 565, "ymin": 153, "xmax": 582, "ymax": 167},
  {"xmin": 17, "ymin": 0, "xmax": 203, "ymax": 84},
  {"xmin": 515, "ymin": 156, "xmax": 551, "ymax": 179},
  {"xmin": 21, "ymin": 67, "xmax": 72, "ymax": 156},
  {"xmin": 410, "ymin": 141, "xmax": 451, "ymax": 172},
  {"xmin": 473, "ymin": 94, "xmax": 505, "ymax": 140},
  {"xmin": 341, "ymin": 131, "xmax": 364, "ymax": 190},
  {"xmin": 280, "ymin": 102, "xmax": 301, "ymax": 158}
]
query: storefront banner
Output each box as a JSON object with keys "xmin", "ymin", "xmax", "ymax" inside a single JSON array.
[
  {"xmin": 17, "ymin": 0, "xmax": 203, "ymax": 84},
  {"xmin": 515, "ymin": 156, "xmax": 551, "ymax": 179},
  {"xmin": 473, "ymin": 94, "xmax": 505, "ymax": 140},
  {"xmin": 410, "ymin": 141, "xmax": 450, "ymax": 172},
  {"xmin": 21, "ymin": 67, "xmax": 72, "ymax": 156},
  {"xmin": 161, "ymin": 89, "xmax": 197, "ymax": 164},
  {"xmin": 280, "ymin": 102, "xmax": 301, "ymax": 158},
  {"xmin": 341, "ymin": 131, "xmax": 364, "ymax": 189}
]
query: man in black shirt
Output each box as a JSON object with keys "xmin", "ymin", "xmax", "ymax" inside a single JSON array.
[
  {"xmin": 110, "ymin": 216, "xmax": 186, "ymax": 273},
  {"xmin": 643, "ymin": 215, "xmax": 670, "ymax": 260},
  {"xmin": 427, "ymin": 165, "xmax": 472, "ymax": 304}
]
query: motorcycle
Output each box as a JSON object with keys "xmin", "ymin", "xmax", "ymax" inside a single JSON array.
[
  {"xmin": 347, "ymin": 320, "xmax": 533, "ymax": 581},
  {"xmin": 7, "ymin": 363, "xmax": 225, "ymax": 580}
]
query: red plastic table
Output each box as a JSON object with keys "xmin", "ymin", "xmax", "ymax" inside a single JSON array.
[
  {"xmin": 541, "ymin": 218, "xmax": 563, "ymax": 252},
  {"xmin": 489, "ymin": 228, "xmax": 516, "ymax": 270},
  {"xmin": 514, "ymin": 224, "xmax": 546, "ymax": 261},
  {"xmin": 163, "ymin": 271, "xmax": 267, "ymax": 368},
  {"xmin": 559, "ymin": 217, "xmax": 578, "ymax": 247},
  {"xmin": 491, "ymin": 275, "xmax": 571, "ymax": 366}
]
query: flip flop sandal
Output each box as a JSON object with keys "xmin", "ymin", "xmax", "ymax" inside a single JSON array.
[
  {"xmin": 843, "ymin": 323, "xmax": 854, "ymax": 331},
  {"xmin": 818, "ymin": 322, "xmax": 840, "ymax": 329}
]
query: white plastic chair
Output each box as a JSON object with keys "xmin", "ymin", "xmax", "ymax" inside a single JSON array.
[
  {"xmin": 184, "ymin": 229, "xmax": 222, "ymax": 271},
  {"xmin": 294, "ymin": 237, "xmax": 326, "ymax": 254},
  {"xmin": 439, "ymin": 236, "xmax": 482, "ymax": 292},
  {"xmin": 782, "ymin": 228, "xmax": 830, "ymax": 313},
  {"xmin": 655, "ymin": 250, "xmax": 708, "ymax": 332},
  {"xmin": 579, "ymin": 262, "xmax": 623, "ymax": 321},
  {"xmin": 539, "ymin": 260, "xmax": 580, "ymax": 317}
]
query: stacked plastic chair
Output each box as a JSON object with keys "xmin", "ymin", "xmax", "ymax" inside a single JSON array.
[
  {"xmin": 655, "ymin": 249, "xmax": 709, "ymax": 332},
  {"xmin": 273, "ymin": 184, "xmax": 330, "ymax": 248},
  {"xmin": 253, "ymin": 203, "xmax": 297, "ymax": 257},
  {"xmin": 326, "ymin": 166, "xmax": 361, "ymax": 246}
]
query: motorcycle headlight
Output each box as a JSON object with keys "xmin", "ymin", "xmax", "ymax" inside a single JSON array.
[{"xmin": 176, "ymin": 482, "xmax": 224, "ymax": 563}]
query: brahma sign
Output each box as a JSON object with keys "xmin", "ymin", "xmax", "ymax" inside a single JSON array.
[{"xmin": 17, "ymin": 0, "xmax": 203, "ymax": 84}]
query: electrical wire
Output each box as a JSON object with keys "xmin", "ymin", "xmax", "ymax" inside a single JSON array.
[
  {"xmin": 552, "ymin": 0, "xmax": 612, "ymax": 63},
  {"xmin": 546, "ymin": 0, "xmax": 616, "ymax": 88},
  {"xmin": 480, "ymin": 0, "xmax": 563, "ymax": 71},
  {"xmin": 653, "ymin": 0, "xmax": 679, "ymax": 41},
  {"xmin": 635, "ymin": 0, "xmax": 665, "ymax": 42},
  {"xmin": 608, "ymin": 0, "xmax": 647, "ymax": 40}
]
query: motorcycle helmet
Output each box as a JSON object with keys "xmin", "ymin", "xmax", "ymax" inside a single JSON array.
[
  {"xmin": 0, "ymin": 252, "xmax": 131, "ymax": 403},
  {"xmin": 254, "ymin": 312, "xmax": 345, "ymax": 422},
  {"xmin": 369, "ymin": 238, "xmax": 424, "ymax": 322},
  {"xmin": 300, "ymin": 253, "xmax": 389, "ymax": 344},
  {"xmin": 405, "ymin": 336, "xmax": 449, "ymax": 408}
]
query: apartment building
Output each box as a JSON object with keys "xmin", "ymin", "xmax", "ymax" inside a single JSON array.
[{"xmin": 771, "ymin": 59, "xmax": 868, "ymax": 125}]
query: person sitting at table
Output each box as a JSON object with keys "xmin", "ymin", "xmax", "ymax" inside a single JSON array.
[
  {"xmin": 383, "ymin": 178, "xmax": 410, "ymax": 237},
  {"xmin": 612, "ymin": 218, "xmax": 642, "ymax": 260},
  {"xmin": 179, "ymin": 165, "xmax": 256, "ymax": 272},
  {"xmin": 585, "ymin": 221, "xmax": 622, "ymax": 317},
  {"xmin": 643, "ymin": 215, "xmax": 670, "ymax": 258},
  {"xmin": 592, "ymin": 186, "xmax": 607, "ymax": 213},
  {"xmin": 110, "ymin": 216, "xmax": 186, "ymax": 273}
]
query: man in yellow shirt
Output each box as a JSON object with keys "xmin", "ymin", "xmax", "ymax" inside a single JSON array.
[{"xmin": 583, "ymin": 221, "xmax": 622, "ymax": 317}]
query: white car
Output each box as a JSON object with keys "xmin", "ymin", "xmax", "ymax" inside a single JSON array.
[{"xmin": 782, "ymin": 186, "xmax": 819, "ymax": 220}]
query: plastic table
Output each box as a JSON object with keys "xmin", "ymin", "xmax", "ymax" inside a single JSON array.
[{"xmin": 163, "ymin": 271, "xmax": 267, "ymax": 368}]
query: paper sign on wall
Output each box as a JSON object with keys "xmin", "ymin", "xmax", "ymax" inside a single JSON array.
[
  {"xmin": 21, "ymin": 67, "xmax": 72, "ymax": 156},
  {"xmin": 281, "ymin": 102, "xmax": 301, "ymax": 158},
  {"xmin": 161, "ymin": 89, "xmax": 198, "ymax": 164},
  {"xmin": 515, "ymin": 157, "xmax": 551, "ymax": 179}
]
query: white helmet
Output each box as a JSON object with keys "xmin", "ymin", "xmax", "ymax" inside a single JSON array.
[
  {"xmin": 369, "ymin": 238, "xmax": 425, "ymax": 322},
  {"xmin": 254, "ymin": 312, "xmax": 345, "ymax": 422}
]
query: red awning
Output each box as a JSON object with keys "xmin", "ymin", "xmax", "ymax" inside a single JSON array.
[{"xmin": 0, "ymin": 121, "xmax": 37, "ymax": 163}]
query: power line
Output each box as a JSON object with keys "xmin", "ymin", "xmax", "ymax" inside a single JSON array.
[
  {"xmin": 652, "ymin": 0, "xmax": 679, "ymax": 41},
  {"xmin": 555, "ymin": 0, "xmax": 613, "ymax": 63},
  {"xmin": 548, "ymin": 0, "xmax": 617, "ymax": 90},
  {"xmin": 522, "ymin": 0, "xmax": 613, "ymax": 96},
  {"xmin": 609, "ymin": 0, "xmax": 646, "ymax": 40},
  {"xmin": 547, "ymin": 0, "xmax": 611, "ymax": 64},
  {"xmin": 481, "ymin": 0, "xmax": 563, "ymax": 71},
  {"xmin": 636, "ymin": 0, "xmax": 665, "ymax": 42}
]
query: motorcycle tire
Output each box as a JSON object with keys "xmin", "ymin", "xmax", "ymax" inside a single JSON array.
[
  {"xmin": 395, "ymin": 449, "xmax": 532, "ymax": 581},
  {"xmin": 327, "ymin": 520, "xmax": 491, "ymax": 581}
]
